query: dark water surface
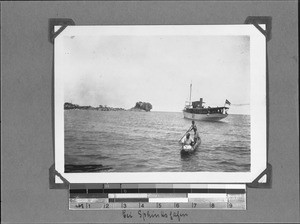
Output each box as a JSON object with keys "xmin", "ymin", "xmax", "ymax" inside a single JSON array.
[{"xmin": 65, "ymin": 110, "xmax": 250, "ymax": 172}]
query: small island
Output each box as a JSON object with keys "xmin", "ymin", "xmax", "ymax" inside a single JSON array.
[
  {"xmin": 129, "ymin": 101, "xmax": 152, "ymax": 112},
  {"xmin": 64, "ymin": 101, "xmax": 152, "ymax": 112}
]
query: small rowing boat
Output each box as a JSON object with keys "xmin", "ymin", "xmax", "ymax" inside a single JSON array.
[{"xmin": 181, "ymin": 140, "xmax": 201, "ymax": 153}]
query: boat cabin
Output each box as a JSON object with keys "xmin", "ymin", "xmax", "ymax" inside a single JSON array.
[{"xmin": 192, "ymin": 98, "xmax": 205, "ymax": 109}]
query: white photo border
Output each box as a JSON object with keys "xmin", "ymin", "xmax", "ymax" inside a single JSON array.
[{"xmin": 54, "ymin": 25, "xmax": 267, "ymax": 183}]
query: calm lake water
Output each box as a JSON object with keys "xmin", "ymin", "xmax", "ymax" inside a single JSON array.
[{"xmin": 64, "ymin": 110, "xmax": 250, "ymax": 172}]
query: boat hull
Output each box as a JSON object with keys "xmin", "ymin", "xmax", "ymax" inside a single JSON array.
[
  {"xmin": 181, "ymin": 141, "xmax": 201, "ymax": 153},
  {"xmin": 183, "ymin": 111, "xmax": 228, "ymax": 121}
]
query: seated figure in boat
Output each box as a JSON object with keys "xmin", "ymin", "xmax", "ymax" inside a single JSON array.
[{"xmin": 181, "ymin": 133, "xmax": 194, "ymax": 146}]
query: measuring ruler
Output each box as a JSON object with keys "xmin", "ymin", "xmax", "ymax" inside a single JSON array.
[{"xmin": 69, "ymin": 184, "xmax": 246, "ymax": 210}]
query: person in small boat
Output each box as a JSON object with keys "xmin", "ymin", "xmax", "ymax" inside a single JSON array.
[
  {"xmin": 189, "ymin": 120, "xmax": 197, "ymax": 132},
  {"xmin": 193, "ymin": 126, "xmax": 201, "ymax": 144},
  {"xmin": 181, "ymin": 133, "xmax": 194, "ymax": 146}
]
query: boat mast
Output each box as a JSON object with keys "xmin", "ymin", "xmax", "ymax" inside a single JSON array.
[{"xmin": 189, "ymin": 83, "xmax": 192, "ymax": 106}]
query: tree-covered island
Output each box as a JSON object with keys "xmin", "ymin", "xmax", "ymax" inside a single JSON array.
[{"xmin": 129, "ymin": 101, "xmax": 153, "ymax": 112}]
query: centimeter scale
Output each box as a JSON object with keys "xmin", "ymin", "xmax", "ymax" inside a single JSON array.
[{"xmin": 69, "ymin": 184, "xmax": 246, "ymax": 210}]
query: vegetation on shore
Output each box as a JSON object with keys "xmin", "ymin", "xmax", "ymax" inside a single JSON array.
[
  {"xmin": 64, "ymin": 101, "xmax": 152, "ymax": 112},
  {"xmin": 129, "ymin": 101, "xmax": 152, "ymax": 112},
  {"xmin": 64, "ymin": 102, "xmax": 125, "ymax": 111}
]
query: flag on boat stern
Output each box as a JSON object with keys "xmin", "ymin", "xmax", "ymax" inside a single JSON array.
[{"xmin": 225, "ymin": 99, "xmax": 231, "ymax": 105}]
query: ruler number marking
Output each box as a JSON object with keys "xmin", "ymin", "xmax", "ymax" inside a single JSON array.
[
  {"xmin": 75, "ymin": 203, "xmax": 84, "ymax": 209},
  {"xmin": 75, "ymin": 203, "xmax": 91, "ymax": 209}
]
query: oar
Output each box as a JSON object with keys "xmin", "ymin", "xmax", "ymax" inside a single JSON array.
[{"xmin": 178, "ymin": 126, "xmax": 192, "ymax": 143}]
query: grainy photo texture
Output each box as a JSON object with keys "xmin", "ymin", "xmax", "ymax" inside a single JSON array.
[{"xmin": 54, "ymin": 25, "xmax": 266, "ymax": 183}]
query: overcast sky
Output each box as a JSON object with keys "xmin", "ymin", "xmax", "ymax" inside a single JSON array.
[{"xmin": 61, "ymin": 34, "xmax": 250, "ymax": 114}]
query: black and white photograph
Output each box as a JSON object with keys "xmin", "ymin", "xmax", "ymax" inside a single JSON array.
[
  {"xmin": 54, "ymin": 25, "xmax": 267, "ymax": 183},
  {"xmin": 2, "ymin": 1, "xmax": 299, "ymax": 223}
]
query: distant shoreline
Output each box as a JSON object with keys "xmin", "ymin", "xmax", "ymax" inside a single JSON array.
[
  {"xmin": 64, "ymin": 102, "xmax": 126, "ymax": 111},
  {"xmin": 64, "ymin": 102, "xmax": 153, "ymax": 112}
]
